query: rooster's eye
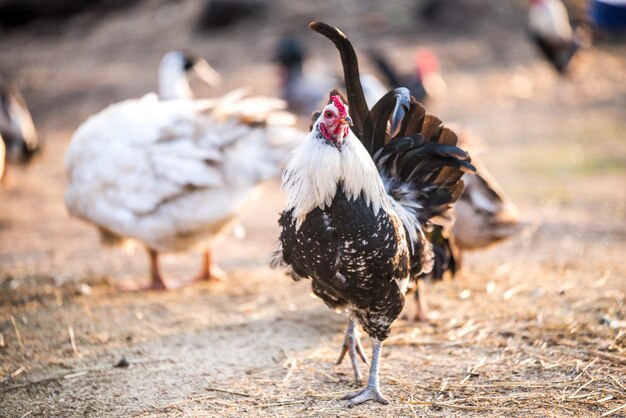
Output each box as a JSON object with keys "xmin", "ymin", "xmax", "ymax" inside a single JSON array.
[{"xmin": 325, "ymin": 111, "xmax": 333, "ymax": 118}]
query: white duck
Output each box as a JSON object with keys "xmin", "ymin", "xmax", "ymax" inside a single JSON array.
[{"xmin": 65, "ymin": 51, "xmax": 303, "ymax": 291}]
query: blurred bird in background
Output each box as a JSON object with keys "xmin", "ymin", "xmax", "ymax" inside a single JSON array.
[
  {"xmin": 0, "ymin": 0, "xmax": 139, "ymax": 30},
  {"xmin": 369, "ymin": 48, "xmax": 447, "ymax": 105},
  {"xmin": 416, "ymin": 0, "xmax": 487, "ymax": 31},
  {"xmin": 0, "ymin": 75, "xmax": 41, "ymax": 186},
  {"xmin": 274, "ymin": 35, "xmax": 387, "ymax": 117},
  {"xmin": 195, "ymin": 0, "xmax": 267, "ymax": 31},
  {"xmin": 0, "ymin": 133, "xmax": 5, "ymax": 184},
  {"xmin": 452, "ymin": 134, "xmax": 526, "ymax": 251},
  {"xmin": 410, "ymin": 132, "xmax": 527, "ymax": 321},
  {"xmin": 65, "ymin": 51, "xmax": 304, "ymax": 291},
  {"xmin": 527, "ymin": 0, "xmax": 589, "ymax": 74}
]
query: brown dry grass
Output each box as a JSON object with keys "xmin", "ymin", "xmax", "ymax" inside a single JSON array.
[{"xmin": 1, "ymin": 0, "xmax": 625, "ymax": 417}]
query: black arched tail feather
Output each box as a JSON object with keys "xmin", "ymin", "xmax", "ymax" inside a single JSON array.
[{"xmin": 309, "ymin": 21, "xmax": 368, "ymax": 141}]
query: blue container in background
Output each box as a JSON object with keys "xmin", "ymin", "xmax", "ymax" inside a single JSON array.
[{"xmin": 591, "ymin": 0, "xmax": 626, "ymax": 30}]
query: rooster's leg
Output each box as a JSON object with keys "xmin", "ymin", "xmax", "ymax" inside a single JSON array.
[
  {"xmin": 342, "ymin": 339, "xmax": 389, "ymax": 406},
  {"xmin": 336, "ymin": 317, "xmax": 369, "ymax": 383},
  {"xmin": 119, "ymin": 248, "xmax": 168, "ymax": 291},
  {"xmin": 413, "ymin": 279, "xmax": 430, "ymax": 322}
]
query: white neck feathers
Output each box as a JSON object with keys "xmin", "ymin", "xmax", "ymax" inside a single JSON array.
[
  {"xmin": 158, "ymin": 62, "xmax": 192, "ymax": 100},
  {"xmin": 282, "ymin": 128, "xmax": 391, "ymax": 228}
]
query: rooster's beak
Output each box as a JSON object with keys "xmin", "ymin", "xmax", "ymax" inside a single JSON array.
[{"xmin": 341, "ymin": 116, "xmax": 353, "ymax": 126}]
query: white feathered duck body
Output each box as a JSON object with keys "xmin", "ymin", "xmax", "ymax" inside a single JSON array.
[
  {"xmin": 272, "ymin": 22, "xmax": 475, "ymax": 406},
  {"xmin": 65, "ymin": 90, "xmax": 303, "ymax": 289}
]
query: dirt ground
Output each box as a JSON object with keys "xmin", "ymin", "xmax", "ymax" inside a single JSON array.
[{"xmin": 1, "ymin": 0, "xmax": 625, "ymax": 417}]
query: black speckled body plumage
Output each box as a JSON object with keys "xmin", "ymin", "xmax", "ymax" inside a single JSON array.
[{"xmin": 279, "ymin": 188, "xmax": 408, "ymax": 340}]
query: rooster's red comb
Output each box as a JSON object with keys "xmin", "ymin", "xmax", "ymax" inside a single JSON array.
[{"xmin": 330, "ymin": 95, "xmax": 348, "ymax": 117}]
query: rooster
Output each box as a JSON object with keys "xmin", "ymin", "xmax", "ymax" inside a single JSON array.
[
  {"xmin": 272, "ymin": 22, "xmax": 474, "ymax": 405},
  {"xmin": 528, "ymin": 0, "xmax": 586, "ymax": 74}
]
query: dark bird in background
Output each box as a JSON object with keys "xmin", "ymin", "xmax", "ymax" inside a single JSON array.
[
  {"xmin": 196, "ymin": 0, "xmax": 267, "ymax": 31},
  {"xmin": 417, "ymin": 0, "xmax": 486, "ymax": 30},
  {"xmin": 0, "ymin": 134, "xmax": 5, "ymax": 183},
  {"xmin": 369, "ymin": 48, "xmax": 446, "ymax": 105},
  {"xmin": 274, "ymin": 35, "xmax": 387, "ymax": 117},
  {"xmin": 0, "ymin": 76, "xmax": 41, "ymax": 185},
  {"xmin": 273, "ymin": 21, "xmax": 474, "ymax": 405},
  {"xmin": 274, "ymin": 36, "xmax": 326, "ymax": 116},
  {"xmin": 527, "ymin": 0, "xmax": 588, "ymax": 74},
  {"xmin": 411, "ymin": 132, "xmax": 527, "ymax": 321},
  {"xmin": 0, "ymin": 0, "xmax": 139, "ymax": 30}
]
